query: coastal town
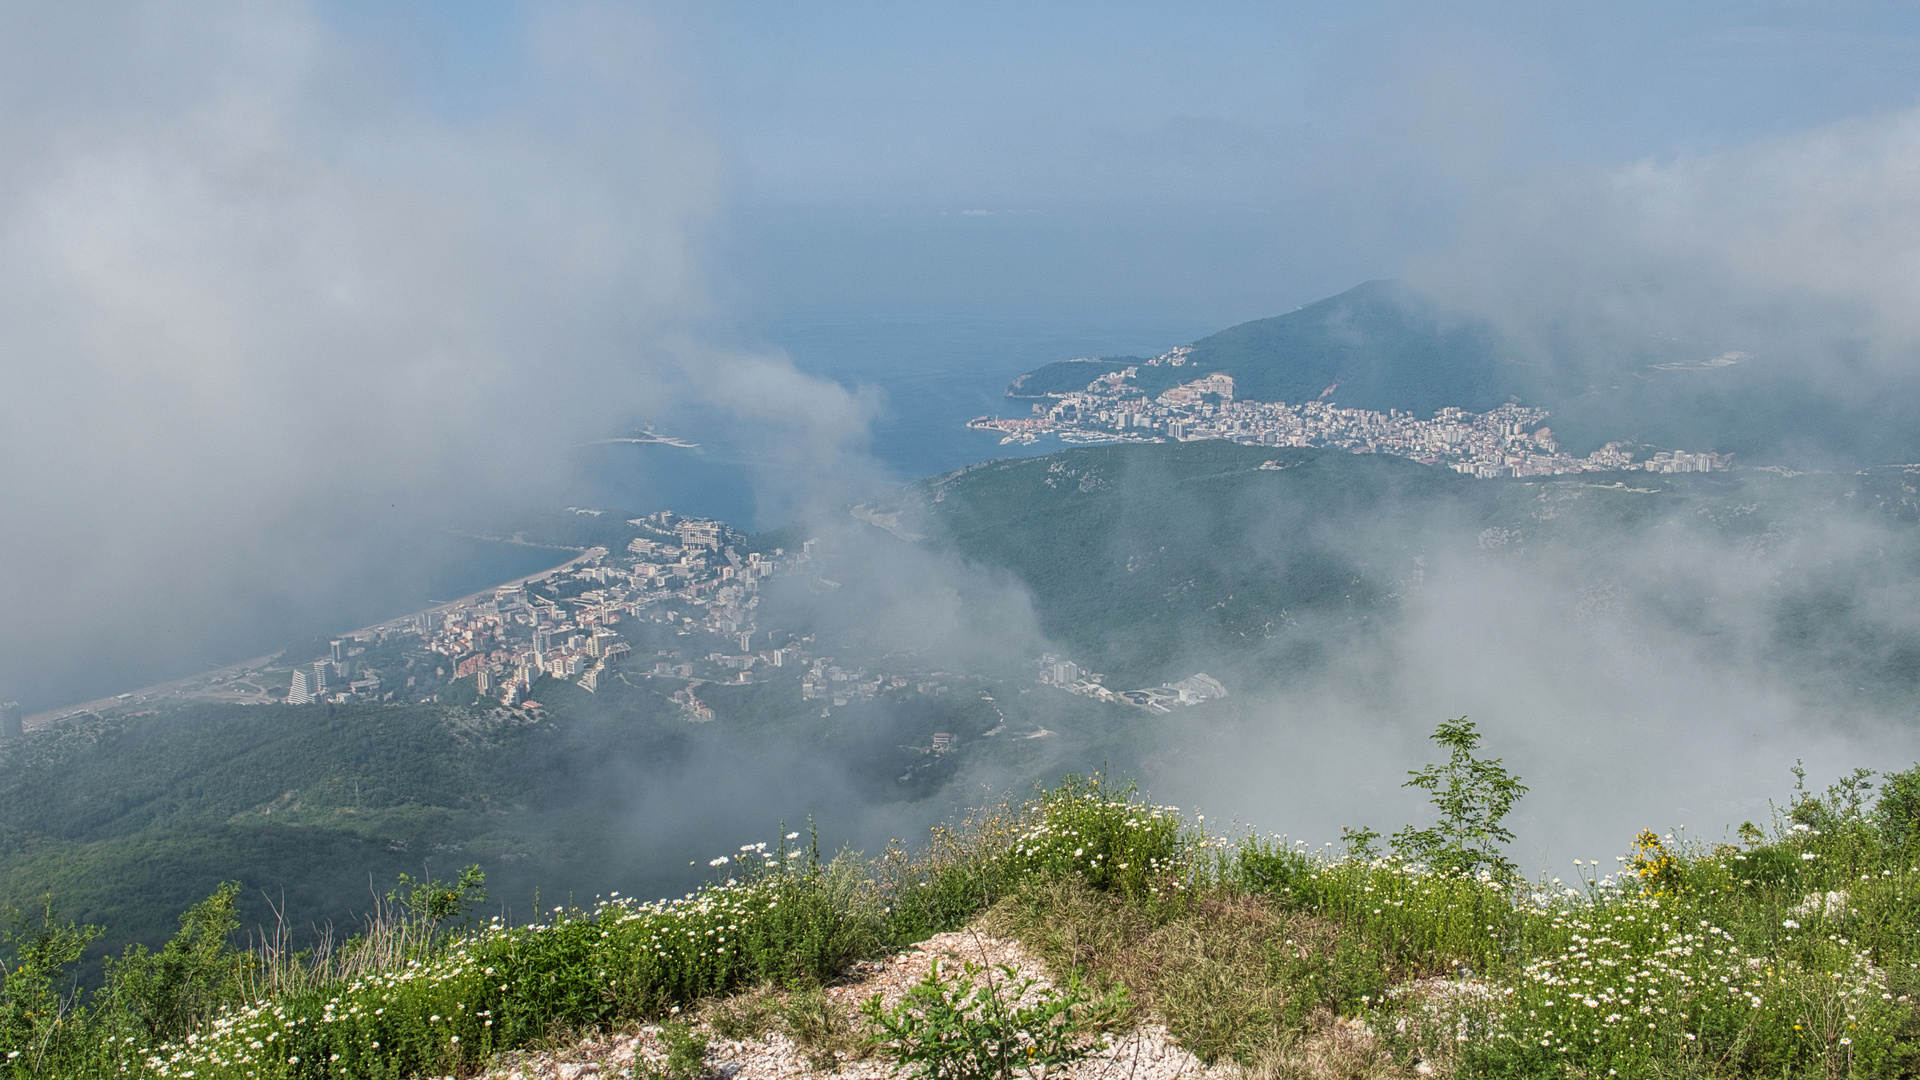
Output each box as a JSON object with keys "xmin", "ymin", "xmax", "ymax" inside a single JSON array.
[
  {"xmin": 38, "ymin": 499, "xmax": 1243, "ymax": 732},
  {"xmin": 327, "ymin": 511, "xmax": 815, "ymax": 714},
  {"xmin": 971, "ymin": 350, "xmax": 1731, "ymax": 478},
  {"xmin": 21, "ymin": 512, "xmax": 813, "ymax": 725}
]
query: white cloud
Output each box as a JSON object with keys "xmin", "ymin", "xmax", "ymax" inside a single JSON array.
[
  {"xmin": 1414, "ymin": 104, "xmax": 1920, "ymax": 376},
  {"xmin": 0, "ymin": 2, "xmax": 865, "ymax": 705}
]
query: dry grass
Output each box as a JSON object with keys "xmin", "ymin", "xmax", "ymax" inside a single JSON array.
[
  {"xmin": 699, "ymin": 980, "xmax": 874, "ymax": 1071},
  {"xmin": 702, "ymin": 982, "xmax": 783, "ymax": 1041},
  {"xmin": 1239, "ymin": 1016, "xmax": 1407, "ymax": 1080},
  {"xmin": 777, "ymin": 984, "xmax": 875, "ymax": 1070},
  {"xmin": 239, "ymin": 891, "xmax": 442, "ymax": 1002},
  {"xmin": 987, "ymin": 878, "xmax": 1417, "ymax": 1079}
]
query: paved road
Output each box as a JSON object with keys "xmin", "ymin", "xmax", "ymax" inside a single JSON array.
[{"xmin": 23, "ymin": 649, "xmax": 283, "ymax": 731}]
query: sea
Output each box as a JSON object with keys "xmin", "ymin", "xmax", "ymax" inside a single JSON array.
[{"xmin": 571, "ymin": 313, "xmax": 1215, "ymax": 530}]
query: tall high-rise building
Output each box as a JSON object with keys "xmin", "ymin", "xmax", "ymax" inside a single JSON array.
[
  {"xmin": 0, "ymin": 701, "xmax": 21, "ymax": 739},
  {"xmin": 475, "ymin": 668, "xmax": 492, "ymax": 695},
  {"xmin": 312, "ymin": 661, "xmax": 329, "ymax": 694},
  {"xmin": 287, "ymin": 670, "xmax": 313, "ymax": 705},
  {"xmin": 330, "ymin": 640, "xmax": 345, "ymax": 663}
]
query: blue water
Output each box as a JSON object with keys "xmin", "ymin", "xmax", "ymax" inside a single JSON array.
[{"xmin": 575, "ymin": 314, "xmax": 1215, "ymax": 529}]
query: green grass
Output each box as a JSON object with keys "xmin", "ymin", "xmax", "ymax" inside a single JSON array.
[{"xmin": 15, "ymin": 759, "xmax": 1920, "ymax": 1078}]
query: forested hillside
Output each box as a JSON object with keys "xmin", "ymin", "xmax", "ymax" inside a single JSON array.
[{"xmin": 859, "ymin": 442, "xmax": 1920, "ymax": 701}]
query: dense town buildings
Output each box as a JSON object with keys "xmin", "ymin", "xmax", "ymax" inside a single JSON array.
[
  {"xmin": 372, "ymin": 511, "xmax": 808, "ymax": 710},
  {"xmin": 972, "ymin": 356, "xmax": 1732, "ymax": 478}
]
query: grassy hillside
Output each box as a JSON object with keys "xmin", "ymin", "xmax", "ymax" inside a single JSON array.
[
  {"xmin": 0, "ymin": 669, "xmax": 1160, "ymax": 984},
  {"xmin": 0, "ymin": 696, "xmax": 676, "ymax": 976},
  {"xmin": 10, "ymin": 732, "xmax": 1920, "ymax": 1079}
]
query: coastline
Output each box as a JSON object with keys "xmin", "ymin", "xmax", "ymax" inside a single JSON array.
[{"xmin": 20, "ymin": 546, "xmax": 594, "ymax": 733}]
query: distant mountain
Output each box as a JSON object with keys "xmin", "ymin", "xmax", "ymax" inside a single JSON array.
[
  {"xmin": 1180, "ymin": 281, "xmax": 1535, "ymax": 413},
  {"xmin": 1004, "ymin": 281, "xmax": 1920, "ymax": 465},
  {"xmin": 1007, "ymin": 281, "xmax": 1532, "ymax": 414}
]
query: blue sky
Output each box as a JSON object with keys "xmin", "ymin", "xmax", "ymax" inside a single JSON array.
[{"xmin": 311, "ymin": 1, "xmax": 1920, "ymax": 325}]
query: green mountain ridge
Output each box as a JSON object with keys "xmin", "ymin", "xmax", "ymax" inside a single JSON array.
[{"xmin": 855, "ymin": 441, "xmax": 1920, "ymax": 699}]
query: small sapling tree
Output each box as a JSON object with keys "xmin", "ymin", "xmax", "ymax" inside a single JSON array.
[
  {"xmin": 388, "ymin": 864, "xmax": 488, "ymax": 936},
  {"xmin": 1392, "ymin": 718, "xmax": 1528, "ymax": 881}
]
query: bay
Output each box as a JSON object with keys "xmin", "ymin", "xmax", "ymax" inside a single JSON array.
[{"xmin": 574, "ymin": 313, "xmax": 1215, "ymax": 529}]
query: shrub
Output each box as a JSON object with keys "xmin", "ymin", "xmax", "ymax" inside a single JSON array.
[
  {"xmin": 1470, "ymin": 893, "xmax": 1905, "ymax": 1079},
  {"xmin": 1391, "ymin": 718, "xmax": 1528, "ymax": 882},
  {"xmin": 127, "ymin": 837, "xmax": 893, "ymax": 1079},
  {"xmin": 1878, "ymin": 763, "xmax": 1920, "ymax": 854},
  {"xmin": 861, "ymin": 958, "xmax": 1114, "ymax": 1080},
  {"xmin": 636, "ymin": 1019, "xmax": 707, "ymax": 1080},
  {"xmin": 878, "ymin": 803, "xmax": 1025, "ymax": 945},
  {"xmin": 1005, "ymin": 775, "xmax": 1188, "ymax": 900},
  {"xmin": 0, "ymin": 899, "xmax": 104, "ymax": 1076},
  {"xmin": 104, "ymin": 882, "xmax": 246, "ymax": 1043}
]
